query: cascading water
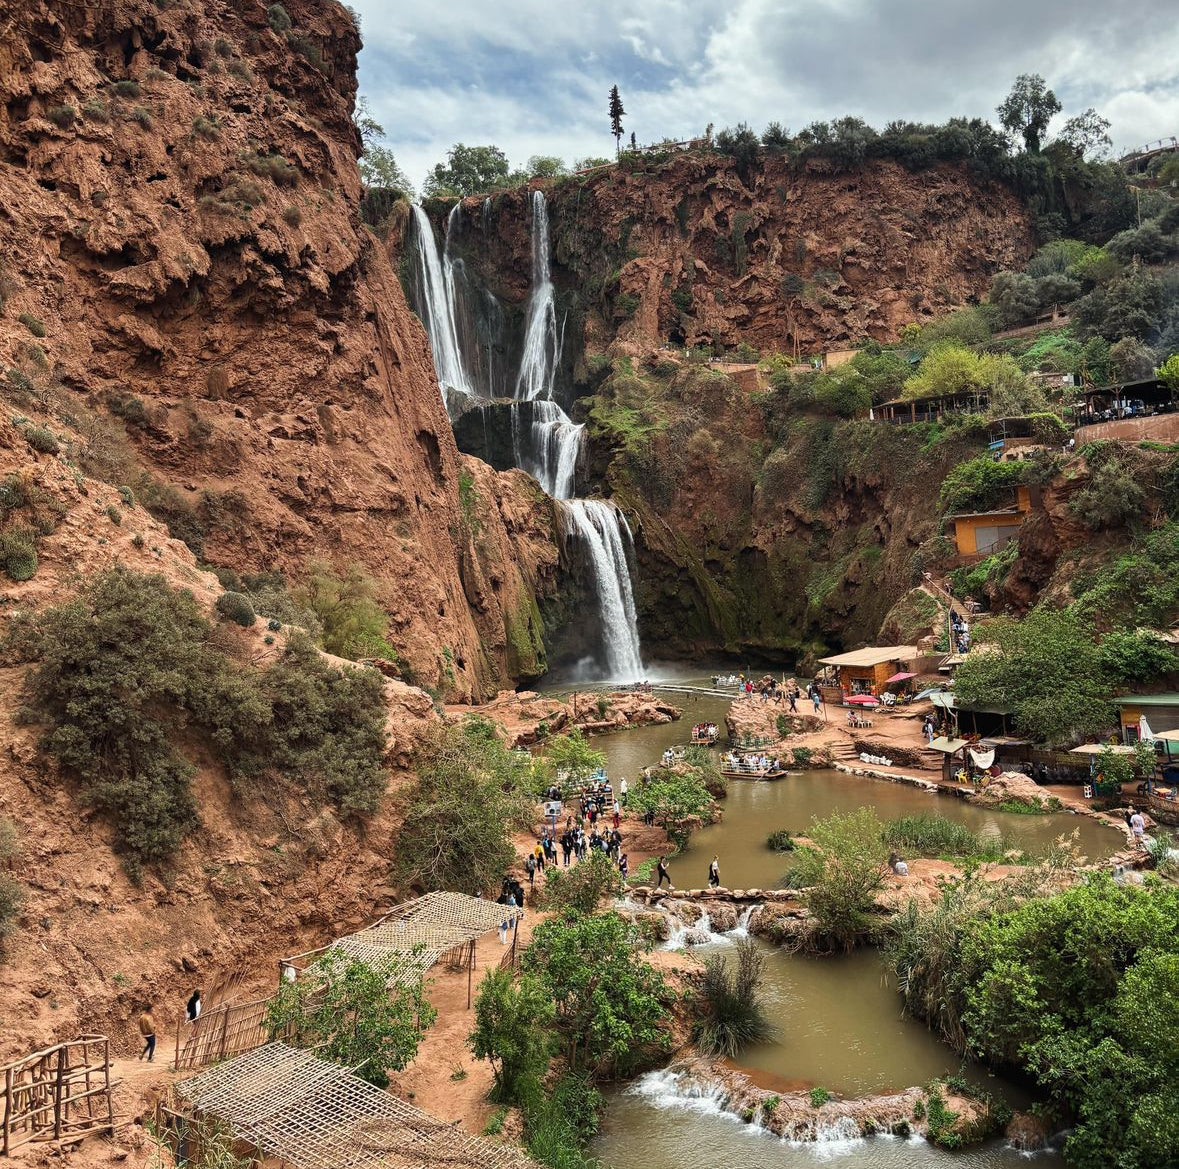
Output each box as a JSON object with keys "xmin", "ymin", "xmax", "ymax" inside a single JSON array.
[
  {"xmin": 410, "ymin": 192, "xmax": 645, "ymax": 680},
  {"xmin": 409, "ymin": 204, "xmax": 474, "ymax": 413}
]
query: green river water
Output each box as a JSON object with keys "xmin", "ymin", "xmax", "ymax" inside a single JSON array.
[{"xmin": 553, "ymin": 678, "xmax": 1108, "ymax": 1168}]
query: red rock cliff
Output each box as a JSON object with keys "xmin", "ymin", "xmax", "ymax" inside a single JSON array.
[{"xmin": 0, "ymin": 0, "xmax": 556, "ymax": 698}]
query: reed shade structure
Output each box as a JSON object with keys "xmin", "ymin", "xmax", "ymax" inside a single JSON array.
[
  {"xmin": 280, "ymin": 892, "xmax": 524, "ymax": 1008},
  {"xmin": 173, "ymin": 1042, "xmax": 540, "ymax": 1169}
]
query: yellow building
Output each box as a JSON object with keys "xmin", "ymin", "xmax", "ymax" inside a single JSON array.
[{"xmin": 949, "ymin": 486, "xmax": 1032, "ymax": 558}]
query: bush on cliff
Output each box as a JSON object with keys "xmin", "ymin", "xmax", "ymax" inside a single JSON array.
[
  {"xmin": 5, "ymin": 568, "xmax": 389, "ymax": 874},
  {"xmin": 294, "ymin": 561, "xmax": 399, "ymax": 662},
  {"xmin": 392, "ymin": 716, "xmax": 534, "ymax": 894}
]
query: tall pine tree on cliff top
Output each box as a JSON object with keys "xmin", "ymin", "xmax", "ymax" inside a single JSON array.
[{"xmin": 609, "ymin": 85, "xmax": 625, "ymax": 156}]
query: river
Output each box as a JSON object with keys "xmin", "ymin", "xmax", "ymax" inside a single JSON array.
[{"xmin": 549, "ymin": 677, "xmax": 1090, "ymax": 1168}]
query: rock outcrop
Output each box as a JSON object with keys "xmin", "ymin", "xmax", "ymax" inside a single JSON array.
[{"xmin": 0, "ymin": 0, "xmax": 558, "ymax": 699}]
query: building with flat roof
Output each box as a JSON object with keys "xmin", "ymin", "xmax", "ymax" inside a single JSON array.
[{"xmin": 817, "ymin": 645, "xmax": 920, "ymax": 696}]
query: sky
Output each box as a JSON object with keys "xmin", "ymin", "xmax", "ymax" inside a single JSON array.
[{"xmin": 350, "ymin": 0, "xmax": 1179, "ymax": 192}]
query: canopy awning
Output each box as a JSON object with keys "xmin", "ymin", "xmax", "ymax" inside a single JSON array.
[
  {"xmin": 885, "ymin": 671, "xmax": 917, "ymax": 684},
  {"xmin": 915, "ymin": 686, "xmax": 947, "ymax": 701},
  {"xmin": 928, "ymin": 736, "xmax": 967, "ymax": 754},
  {"xmin": 1069, "ymin": 743, "xmax": 1136, "ymax": 755},
  {"xmin": 930, "ymin": 692, "xmax": 957, "ymax": 709},
  {"xmin": 938, "ymin": 655, "xmax": 966, "ymax": 671},
  {"xmin": 846, "ymin": 694, "xmax": 879, "ymax": 706}
]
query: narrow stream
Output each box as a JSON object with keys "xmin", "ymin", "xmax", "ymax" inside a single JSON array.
[{"xmin": 540, "ymin": 674, "xmax": 1094, "ymax": 1167}]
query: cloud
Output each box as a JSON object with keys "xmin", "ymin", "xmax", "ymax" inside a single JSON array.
[{"xmin": 348, "ymin": 0, "xmax": 1179, "ymax": 189}]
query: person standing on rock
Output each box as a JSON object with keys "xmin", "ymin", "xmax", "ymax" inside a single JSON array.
[
  {"xmin": 708, "ymin": 856, "xmax": 720, "ymax": 887},
  {"xmin": 137, "ymin": 1004, "xmax": 157, "ymax": 1062},
  {"xmin": 656, "ymin": 856, "xmax": 672, "ymax": 889}
]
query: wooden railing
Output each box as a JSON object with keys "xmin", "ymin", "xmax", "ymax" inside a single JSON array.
[
  {"xmin": 173, "ymin": 997, "xmax": 275, "ymax": 1072},
  {"xmin": 0, "ymin": 1035, "xmax": 113, "ymax": 1155}
]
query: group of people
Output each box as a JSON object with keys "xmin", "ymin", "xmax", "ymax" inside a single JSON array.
[
  {"xmin": 692, "ymin": 722, "xmax": 719, "ymax": 741},
  {"xmin": 722, "ymin": 750, "xmax": 781, "ymax": 774},
  {"xmin": 137, "ymin": 988, "xmax": 203, "ymax": 1063},
  {"xmin": 949, "ymin": 609, "xmax": 971, "ymax": 655}
]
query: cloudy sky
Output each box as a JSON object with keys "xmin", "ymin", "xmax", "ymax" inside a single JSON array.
[{"xmin": 350, "ymin": 0, "xmax": 1179, "ymax": 192}]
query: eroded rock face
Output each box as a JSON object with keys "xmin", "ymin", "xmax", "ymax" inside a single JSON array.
[{"xmin": 0, "ymin": 0, "xmax": 557, "ymax": 698}]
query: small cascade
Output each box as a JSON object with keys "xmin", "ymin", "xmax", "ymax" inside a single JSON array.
[
  {"xmin": 514, "ymin": 399, "xmax": 582, "ymax": 500},
  {"xmin": 628, "ymin": 1069, "xmax": 731, "ymax": 1118},
  {"xmin": 558, "ymin": 499, "xmax": 643, "ymax": 681},
  {"xmin": 409, "ymin": 204, "xmax": 474, "ymax": 413},
  {"xmin": 514, "ymin": 189, "xmax": 564, "ymax": 401}
]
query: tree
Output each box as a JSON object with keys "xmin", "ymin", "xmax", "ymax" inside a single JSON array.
[
  {"xmin": 422, "ymin": 143, "xmax": 511, "ymax": 197},
  {"xmin": 522, "ymin": 911, "xmax": 670, "ymax": 1076},
  {"xmin": 1056, "ymin": 108, "xmax": 1112, "ymax": 159},
  {"xmin": 542, "ymin": 728, "xmax": 606, "ymax": 786},
  {"xmin": 469, "ymin": 968, "xmax": 555, "ymax": 1102},
  {"xmin": 391, "ymin": 718, "xmax": 535, "ymax": 894},
  {"xmin": 1157, "ymin": 353, "xmax": 1179, "ymax": 393},
  {"xmin": 264, "ymin": 952, "xmax": 435, "ymax": 1086},
  {"xmin": 762, "ymin": 121, "xmax": 791, "ymax": 148},
  {"xmin": 997, "ymin": 74, "xmax": 1062, "ymax": 153},
  {"xmin": 525, "ymin": 155, "xmax": 567, "ymax": 179},
  {"xmin": 627, "ymin": 768, "xmax": 714, "ymax": 844},
  {"xmin": 1109, "ymin": 336, "xmax": 1158, "ymax": 382},
  {"xmin": 359, "ymin": 146, "xmax": 415, "ymax": 196},
  {"xmin": 539, "ymin": 848, "xmax": 622, "ymax": 913},
  {"xmin": 791, "ymin": 807, "xmax": 889, "ymax": 951},
  {"xmin": 352, "ymin": 96, "xmax": 384, "ymax": 148},
  {"xmin": 953, "ymin": 607, "xmax": 1114, "ymax": 746},
  {"xmin": 714, "ymin": 122, "xmax": 761, "ymax": 179},
  {"xmin": 294, "ymin": 561, "xmax": 397, "ymax": 661},
  {"xmin": 608, "ymin": 85, "xmax": 625, "ymax": 156},
  {"xmin": 1069, "ymin": 457, "xmax": 1146, "ymax": 531}
]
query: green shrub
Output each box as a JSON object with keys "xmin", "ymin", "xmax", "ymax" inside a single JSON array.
[
  {"xmin": 282, "ymin": 205, "xmax": 302, "ymax": 226},
  {"xmin": 767, "ymin": 829, "xmax": 794, "ymax": 851},
  {"xmin": 884, "ymin": 814, "xmax": 1012, "ymax": 861},
  {"xmin": 0, "ymin": 528, "xmax": 38, "ymax": 581},
  {"xmin": 692, "ymin": 937, "xmax": 774, "ymax": 1057},
  {"xmin": 264, "ymin": 951, "xmax": 435, "ymax": 1087},
  {"xmin": 791, "ymin": 746, "xmax": 814, "ymax": 767},
  {"xmin": 938, "ymin": 456, "xmax": 1023, "ymax": 514},
  {"xmin": 24, "ymin": 425, "xmax": 58, "ymax": 454},
  {"xmin": 6, "ymin": 569, "xmax": 389, "ymax": 874},
  {"xmin": 112, "ymin": 80, "xmax": 142, "ymax": 98},
  {"xmin": 267, "ymin": 3, "xmax": 292, "ymax": 32},
  {"xmin": 248, "ymin": 152, "xmax": 299, "ymax": 186},
  {"xmin": 46, "ymin": 105, "xmax": 76, "ymax": 128},
  {"xmin": 105, "ymin": 504, "xmax": 121, "ymax": 525},
  {"xmin": 129, "ymin": 106, "xmax": 153, "ymax": 129},
  {"xmin": 17, "ymin": 313, "xmax": 46, "ymax": 338},
  {"xmin": 192, "ymin": 114, "xmax": 221, "ymax": 139},
  {"xmin": 226, "ymin": 60, "xmax": 254, "ymax": 83},
  {"xmin": 285, "ymin": 31, "xmax": 322, "ymax": 67},
  {"xmin": 119, "ymin": 485, "xmax": 135, "ymax": 506},
  {"xmin": 294, "ymin": 562, "xmax": 396, "ymax": 660},
  {"xmin": 809, "ymin": 1086, "xmax": 832, "ymax": 1108},
  {"xmin": 1069, "ymin": 458, "xmax": 1145, "ymax": 531},
  {"xmin": 0, "ymin": 869, "xmax": 22, "ymax": 954},
  {"xmin": 469, "ymin": 968, "xmax": 555, "ymax": 1103},
  {"xmin": 215, "ymin": 591, "xmax": 256, "ymax": 627},
  {"xmin": 540, "ymin": 849, "xmax": 622, "ymax": 914}
]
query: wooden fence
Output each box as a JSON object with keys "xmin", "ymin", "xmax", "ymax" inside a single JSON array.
[
  {"xmin": 0, "ymin": 1035, "xmax": 114, "ymax": 1155},
  {"xmin": 173, "ymin": 997, "xmax": 274, "ymax": 1072}
]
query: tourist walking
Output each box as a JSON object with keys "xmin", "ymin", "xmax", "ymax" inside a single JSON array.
[
  {"xmin": 137, "ymin": 1004, "xmax": 156, "ymax": 1062},
  {"xmin": 1130, "ymin": 810, "xmax": 1147, "ymax": 847},
  {"xmin": 498, "ymin": 891, "xmax": 516, "ymax": 944},
  {"xmin": 525, "ymin": 853, "xmax": 537, "ymax": 889},
  {"xmin": 708, "ymin": 856, "xmax": 720, "ymax": 888},
  {"xmin": 619, "ymin": 853, "xmax": 629, "ymax": 880},
  {"xmin": 656, "ymin": 855, "xmax": 672, "ymax": 889}
]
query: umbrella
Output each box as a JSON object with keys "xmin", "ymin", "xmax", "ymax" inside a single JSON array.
[
  {"xmin": 846, "ymin": 694, "xmax": 879, "ymax": 706},
  {"xmin": 884, "ymin": 671, "xmax": 917, "ymax": 684},
  {"xmin": 914, "ymin": 686, "xmax": 945, "ymax": 701}
]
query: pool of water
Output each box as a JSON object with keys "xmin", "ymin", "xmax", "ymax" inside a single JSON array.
[{"xmin": 664, "ymin": 768, "xmax": 1121, "ymax": 891}]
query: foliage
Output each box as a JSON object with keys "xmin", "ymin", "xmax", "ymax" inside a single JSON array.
[
  {"xmin": 540, "ymin": 849, "xmax": 622, "ymax": 914},
  {"xmin": 214, "ymin": 591, "xmax": 256, "ymax": 627},
  {"xmin": 522, "ymin": 911, "xmax": 670, "ymax": 1077},
  {"xmin": 883, "ymin": 814, "xmax": 1013, "ymax": 862},
  {"xmin": 627, "ymin": 768, "xmax": 713, "ymax": 844},
  {"xmin": 1095, "ymin": 745, "xmax": 1133, "ymax": 790},
  {"xmin": 423, "ymin": 143, "xmax": 511, "ymax": 197},
  {"xmin": 608, "ymin": 85, "xmax": 625, "ymax": 154},
  {"xmin": 0, "ymin": 818, "xmax": 21, "ymax": 954},
  {"xmin": 714, "ymin": 122, "xmax": 761, "ymax": 180},
  {"xmin": 359, "ymin": 146, "xmax": 416, "ymax": 197},
  {"xmin": 266, "ymin": 4, "xmax": 291, "ymax": 32},
  {"xmin": 907, "ymin": 305, "xmax": 997, "ymax": 352},
  {"xmin": 937, "ymin": 455, "xmax": 1023, "ymax": 514},
  {"xmin": 1157, "ymin": 353, "xmax": 1179, "ymax": 392},
  {"xmin": 469, "ymin": 968, "xmax": 555, "ymax": 1103},
  {"xmin": 1096, "ymin": 627, "xmax": 1178, "ymax": 684},
  {"xmin": 391, "ymin": 717, "xmax": 535, "ymax": 894},
  {"xmin": 0, "ymin": 527, "xmax": 38, "ymax": 581},
  {"xmin": 1068, "ymin": 457, "xmax": 1145, "ymax": 531},
  {"xmin": 809, "ymin": 1086, "xmax": 832, "ymax": 1108},
  {"xmin": 526, "ymin": 155, "xmax": 567, "ymax": 179},
  {"xmin": 1055, "ymin": 109, "xmax": 1112, "ymax": 159},
  {"xmin": 767, "ymin": 829, "xmax": 794, "ymax": 851},
  {"xmin": 1071, "ymin": 523, "xmax": 1179, "ymax": 627},
  {"xmin": 903, "ymin": 347, "xmax": 1036, "ymax": 415},
  {"xmin": 1072, "ymin": 266, "xmax": 1163, "ymax": 343},
  {"xmin": 996, "ymin": 74, "xmax": 1061, "ymax": 153},
  {"xmin": 294, "ymin": 562, "xmax": 397, "ymax": 660},
  {"xmin": 542, "ymin": 728, "xmax": 607, "ymax": 784},
  {"xmin": 792, "ymin": 807, "xmax": 889, "ymax": 951},
  {"xmin": 264, "ymin": 951, "xmax": 435, "ymax": 1087},
  {"xmin": 959, "ymin": 878, "xmax": 1179, "ymax": 1168},
  {"xmin": 954, "ymin": 607, "xmax": 1114, "ymax": 746},
  {"xmin": 6, "ymin": 569, "xmax": 388, "ymax": 873},
  {"xmin": 692, "ymin": 937, "xmax": 773, "ymax": 1057},
  {"xmin": 24, "ymin": 425, "xmax": 58, "ymax": 453},
  {"xmin": 521, "ymin": 1072, "xmax": 604, "ymax": 1169}
]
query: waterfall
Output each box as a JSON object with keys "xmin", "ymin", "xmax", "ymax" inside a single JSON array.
[
  {"xmin": 515, "ymin": 190, "xmax": 563, "ymax": 402},
  {"xmin": 409, "ymin": 204, "xmax": 475, "ymax": 413},
  {"xmin": 558, "ymin": 499, "xmax": 643, "ymax": 681},
  {"xmin": 408, "ymin": 192, "xmax": 644, "ymax": 680}
]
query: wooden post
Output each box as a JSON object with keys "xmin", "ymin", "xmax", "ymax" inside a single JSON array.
[
  {"xmin": 216, "ymin": 1006, "xmax": 230, "ymax": 1061},
  {"xmin": 52, "ymin": 1048, "xmax": 65, "ymax": 1141},
  {"xmin": 174, "ymin": 1018, "xmax": 182, "ymax": 1070},
  {"xmin": 3, "ymin": 1065, "xmax": 13, "ymax": 1156},
  {"xmin": 466, "ymin": 940, "xmax": 474, "ymax": 1010},
  {"xmin": 102, "ymin": 1038, "xmax": 113, "ymax": 1140},
  {"xmin": 510, "ymin": 915, "xmax": 519, "ymax": 969}
]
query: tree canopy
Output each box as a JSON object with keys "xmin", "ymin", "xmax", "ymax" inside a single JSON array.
[
  {"xmin": 423, "ymin": 143, "xmax": 511, "ymax": 197},
  {"xmin": 997, "ymin": 74, "xmax": 1062, "ymax": 153},
  {"xmin": 608, "ymin": 85, "xmax": 625, "ymax": 155}
]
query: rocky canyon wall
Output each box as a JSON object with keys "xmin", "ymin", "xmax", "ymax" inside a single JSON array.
[{"xmin": 0, "ymin": 0, "xmax": 557, "ymax": 698}]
